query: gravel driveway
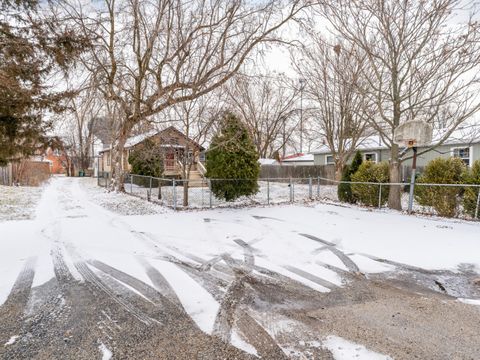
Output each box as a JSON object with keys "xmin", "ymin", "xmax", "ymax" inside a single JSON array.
[{"xmin": 1, "ymin": 177, "xmax": 479, "ymax": 359}]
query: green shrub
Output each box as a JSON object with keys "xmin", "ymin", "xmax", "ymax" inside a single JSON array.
[
  {"xmin": 351, "ymin": 161, "xmax": 389, "ymax": 207},
  {"xmin": 338, "ymin": 151, "xmax": 363, "ymax": 203},
  {"xmin": 128, "ymin": 138, "xmax": 164, "ymax": 187},
  {"xmin": 206, "ymin": 112, "xmax": 260, "ymax": 201},
  {"xmin": 414, "ymin": 157, "xmax": 466, "ymax": 218},
  {"xmin": 463, "ymin": 160, "xmax": 480, "ymax": 218}
]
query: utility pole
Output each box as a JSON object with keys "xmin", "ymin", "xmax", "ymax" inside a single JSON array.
[{"xmin": 299, "ymin": 78, "xmax": 306, "ymax": 153}]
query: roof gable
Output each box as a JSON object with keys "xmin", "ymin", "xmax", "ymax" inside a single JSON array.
[{"xmin": 125, "ymin": 126, "xmax": 205, "ymax": 151}]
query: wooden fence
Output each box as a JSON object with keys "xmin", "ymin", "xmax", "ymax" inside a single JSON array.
[
  {"xmin": 0, "ymin": 165, "xmax": 12, "ymax": 186},
  {"xmin": 260, "ymin": 164, "xmax": 336, "ymax": 181},
  {"xmin": 0, "ymin": 161, "xmax": 51, "ymax": 186}
]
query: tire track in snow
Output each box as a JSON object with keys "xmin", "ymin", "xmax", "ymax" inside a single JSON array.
[
  {"xmin": 89, "ymin": 258, "xmax": 192, "ymax": 323},
  {"xmin": 283, "ymin": 265, "xmax": 339, "ymax": 290},
  {"xmin": 71, "ymin": 256, "xmax": 154, "ymax": 326},
  {"xmin": 210, "ymin": 245, "xmax": 286, "ymax": 359},
  {"xmin": 233, "ymin": 239, "xmax": 255, "ymax": 268},
  {"xmin": 0, "ymin": 257, "xmax": 37, "ymax": 352},
  {"xmin": 299, "ymin": 233, "xmax": 360, "ymax": 273},
  {"xmin": 4, "ymin": 257, "xmax": 37, "ymax": 301},
  {"xmin": 130, "ymin": 230, "xmax": 232, "ymax": 301},
  {"xmin": 235, "ymin": 310, "xmax": 288, "ymax": 359},
  {"xmin": 248, "ymin": 216, "xmax": 348, "ymax": 290},
  {"xmin": 136, "ymin": 257, "xmax": 184, "ymax": 309},
  {"xmin": 212, "ymin": 251, "xmax": 255, "ymax": 342},
  {"xmin": 212, "ymin": 278, "xmax": 249, "ymax": 343}
]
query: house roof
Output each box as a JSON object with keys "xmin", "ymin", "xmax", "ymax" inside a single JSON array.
[
  {"xmin": 311, "ymin": 136, "xmax": 386, "ymax": 155},
  {"xmin": 258, "ymin": 158, "xmax": 279, "ymax": 165},
  {"xmin": 281, "ymin": 153, "xmax": 314, "ymax": 162},
  {"xmin": 311, "ymin": 125, "xmax": 480, "ymax": 155},
  {"xmin": 124, "ymin": 129, "xmax": 159, "ymax": 148},
  {"xmin": 100, "ymin": 126, "xmax": 205, "ymax": 153}
]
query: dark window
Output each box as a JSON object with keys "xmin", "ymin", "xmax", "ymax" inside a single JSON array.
[
  {"xmin": 364, "ymin": 153, "xmax": 377, "ymax": 162},
  {"xmin": 452, "ymin": 147, "xmax": 470, "ymax": 166}
]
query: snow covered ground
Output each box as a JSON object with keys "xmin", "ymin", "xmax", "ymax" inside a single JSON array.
[
  {"xmin": 125, "ymin": 178, "xmax": 467, "ymax": 220},
  {"xmin": 322, "ymin": 336, "xmax": 392, "ymax": 360},
  {"xmin": 1, "ymin": 176, "xmax": 479, "ymax": 359},
  {"xmin": 128, "ymin": 179, "xmax": 339, "ymax": 208},
  {"xmin": 0, "ymin": 184, "xmax": 43, "ymax": 221},
  {"xmin": 82, "ymin": 178, "xmax": 168, "ymax": 215}
]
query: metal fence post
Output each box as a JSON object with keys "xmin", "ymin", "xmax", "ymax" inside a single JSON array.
[
  {"xmin": 309, "ymin": 177, "xmax": 313, "ymax": 200},
  {"xmin": 148, "ymin": 176, "xmax": 152, "ymax": 201},
  {"xmin": 475, "ymin": 188, "xmax": 480, "ymax": 219},
  {"xmin": 173, "ymin": 179, "xmax": 177, "ymax": 210},
  {"xmin": 209, "ymin": 180, "xmax": 213, "ymax": 208},
  {"xmin": 130, "ymin": 174, "xmax": 133, "ymax": 194},
  {"xmin": 317, "ymin": 176, "xmax": 320, "ymax": 198},
  {"xmin": 289, "ymin": 178, "xmax": 293, "ymax": 202},
  {"xmin": 378, "ymin": 183, "xmax": 382, "ymax": 209},
  {"xmin": 408, "ymin": 147, "xmax": 418, "ymax": 214},
  {"xmin": 292, "ymin": 180, "xmax": 295, "ymax": 202},
  {"xmin": 267, "ymin": 178, "xmax": 270, "ymax": 205}
]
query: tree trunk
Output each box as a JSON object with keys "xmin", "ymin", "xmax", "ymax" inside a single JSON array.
[
  {"xmin": 110, "ymin": 130, "xmax": 128, "ymax": 192},
  {"xmin": 182, "ymin": 160, "xmax": 192, "ymax": 207},
  {"xmin": 183, "ymin": 181, "xmax": 188, "ymax": 207},
  {"xmin": 388, "ymin": 144, "xmax": 402, "ymax": 210},
  {"xmin": 334, "ymin": 159, "xmax": 344, "ymax": 181}
]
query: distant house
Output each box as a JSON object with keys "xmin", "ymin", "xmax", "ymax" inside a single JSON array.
[
  {"xmin": 43, "ymin": 147, "xmax": 68, "ymax": 174},
  {"xmin": 258, "ymin": 158, "xmax": 279, "ymax": 166},
  {"xmin": 312, "ymin": 126, "xmax": 480, "ymax": 171},
  {"xmin": 281, "ymin": 153, "xmax": 315, "ymax": 166},
  {"xmin": 99, "ymin": 126, "xmax": 205, "ymax": 180}
]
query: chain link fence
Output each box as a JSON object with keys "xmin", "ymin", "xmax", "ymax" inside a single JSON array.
[
  {"xmin": 97, "ymin": 171, "xmax": 110, "ymax": 187},
  {"xmin": 100, "ymin": 173, "xmax": 480, "ymax": 220}
]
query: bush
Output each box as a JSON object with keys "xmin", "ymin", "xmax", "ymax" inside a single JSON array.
[
  {"xmin": 463, "ymin": 160, "xmax": 480, "ymax": 218},
  {"xmin": 351, "ymin": 161, "xmax": 389, "ymax": 207},
  {"xmin": 338, "ymin": 151, "xmax": 363, "ymax": 203},
  {"xmin": 414, "ymin": 157, "xmax": 466, "ymax": 218},
  {"xmin": 128, "ymin": 138, "xmax": 164, "ymax": 186},
  {"xmin": 206, "ymin": 112, "xmax": 260, "ymax": 201}
]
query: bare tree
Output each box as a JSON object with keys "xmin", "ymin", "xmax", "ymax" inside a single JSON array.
[
  {"xmin": 65, "ymin": 81, "xmax": 103, "ymax": 173},
  {"xmin": 165, "ymin": 92, "xmax": 221, "ymax": 206},
  {"xmin": 319, "ymin": 0, "xmax": 480, "ymax": 209},
  {"xmin": 293, "ymin": 34, "xmax": 369, "ymax": 180},
  {"xmin": 60, "ymin": 0, "xmax": 308, "ymax": 191},
  {"xmin": 225, "ymin": 73, "xmax": 300, "ymax": 159}
]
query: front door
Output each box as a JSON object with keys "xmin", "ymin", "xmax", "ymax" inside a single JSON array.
[{"xmin": 165, "ymin": 152, "xmax": 175, "ymax": 171}]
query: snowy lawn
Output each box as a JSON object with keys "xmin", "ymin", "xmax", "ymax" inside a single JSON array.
[
  {"xmin": 0, "ymin": 184, "xmax": 44, "ymax": 221},
  {"xmin": 82, "ymin": 177, "xmax": 168, "ymax": 215},
  {"xmin": 1, "ymin": 177, "xmax": 480, "ymax": 359},
  {"xmin": 120, "ymin": 202, "xmax": 480, "ymax": 275},
  {"xmin": 2, "ymin": 177, "xmax": 480, "ymax": 307},
  {"xmin": 127, "ymin": 180, "xmax": 339, "ymax": 208}
]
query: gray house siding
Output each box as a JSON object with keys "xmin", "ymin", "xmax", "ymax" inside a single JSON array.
[{"xmin": 313, "ymin": 143, "xmax": 480, "ymax": 168}]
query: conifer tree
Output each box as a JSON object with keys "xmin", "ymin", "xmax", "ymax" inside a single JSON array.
[
  {"xmin": 0, "ymin": 0, "xmax": 87, "ymax": 165},
  {"xmin": 338, "ymin": 150, "xmax": 363, "ymax": 203},
  {"xmin": 206, "ymin": 112, "xmax": 260, "ymax": 201},
  {"xmin": 128, "ymin": 139, "xmax": 164, "ymax": 178}
]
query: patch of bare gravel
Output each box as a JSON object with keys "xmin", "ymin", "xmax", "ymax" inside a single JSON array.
[
  {"xmin": 299, "ymin": 279, "xmax": 480, "ymax": 360},
  {"xmin": 79, "ymin": 178, "xmax": 170, "ymax": 216},
  {"xmin": 0, "ymin": 184, "xmax": 44, "ymax": 221}
]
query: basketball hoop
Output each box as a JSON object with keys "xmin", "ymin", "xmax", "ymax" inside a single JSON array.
[
  {"xmin": 394, "ymin": 120, "xmax": 433, "ymax": 148},
  {"xmin": 393, "ymin": 120, "xmax": 433, "ymax": 214}
]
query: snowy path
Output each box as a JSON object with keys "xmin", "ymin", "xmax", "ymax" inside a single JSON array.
[{"xmin": 0, "ymin": 177, "xmax": 479, "ymax": 359}]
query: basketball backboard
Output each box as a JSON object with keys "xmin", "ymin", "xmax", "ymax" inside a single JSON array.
[{"xmin": 394, "ymin": 120, "xmax": 433, "ymax": 148}]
